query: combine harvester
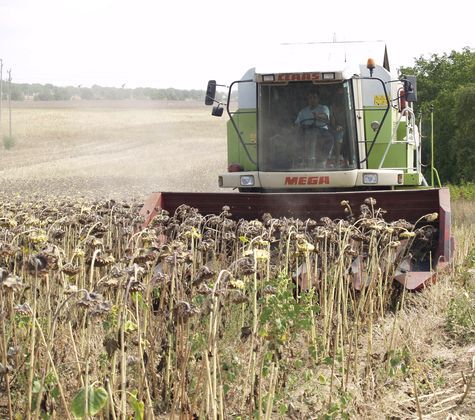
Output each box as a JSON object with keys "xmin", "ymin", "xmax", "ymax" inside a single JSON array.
[{"xmin": 141, "ymin": 41, "xmax": 453, "ymax": 289}]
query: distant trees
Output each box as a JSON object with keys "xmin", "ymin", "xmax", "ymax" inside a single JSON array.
[
  {"xmin": 453, "ymin": 84, "xmax": 475, "ymax": 182},
  {"xmin": 33, "ymin": 86, "xmax": 54, "ymax": 101},
  {"xmin": 10, "ymin": 84, "xmax": 24, "ymax": 101},
  {"xmin": 10, "ymin": 82, "xmax": 208, "ymax": 102},
  {"xmin": 400, "ymin": 48, "xmax": 475, "ymax": 183},
  {"xmin": 79, "ymin": 87, "xmax": 94, "ymax": 100}
]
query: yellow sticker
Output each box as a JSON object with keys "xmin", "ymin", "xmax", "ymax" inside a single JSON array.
[
  {"xmin": 374, "ymin": 95, "xmax": 388, "ymax": 106},
  {"xmin": 249, "ymin": 133, "xmax": 257, "ymax": 143}
]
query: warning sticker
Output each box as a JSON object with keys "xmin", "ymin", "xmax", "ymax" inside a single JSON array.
[{"xmin": 374, "ymin": 95, "xmax": 388, "ymax": 106}]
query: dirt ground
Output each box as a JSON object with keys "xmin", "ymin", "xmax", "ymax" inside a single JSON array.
[{"xmin": 0, "ymin": 100, "xmax": 227, "ymax": 200}]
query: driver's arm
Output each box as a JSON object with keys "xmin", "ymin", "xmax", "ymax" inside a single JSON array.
[
  {"xmin": 330, "ymin": 110, "xmax": 343, "ymax": 131},
  {"xmin": 295, "ymin": 109, "xmax": 303, "ymax": 125},
  {"xmin": 314, "ymin": 111, "xmax": 329, "ymax": 122}
]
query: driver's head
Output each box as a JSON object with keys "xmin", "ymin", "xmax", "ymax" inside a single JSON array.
[{"xmin": 307, "ymin": 91, "xmax": 320, "ymax": 106}]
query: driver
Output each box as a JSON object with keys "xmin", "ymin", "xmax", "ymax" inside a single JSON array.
[
  {"xmin": 295, "ymin": 91, "xmax": 330, "ymax": 128},
  {"xmin": 295, "ymin": 91, "xmax": 332, "ymax": 165}
]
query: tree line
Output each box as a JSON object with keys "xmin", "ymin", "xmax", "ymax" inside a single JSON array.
[
  {"xmin": 2, "ymin": 83, "xmax": 213, "ymax": 102},
  {"xmin": 400, "ymin": 47, "xmax": 474, "ymax": 183}
]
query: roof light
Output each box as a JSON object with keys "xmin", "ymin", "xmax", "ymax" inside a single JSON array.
[
  {"xmin": 367, "ymin": 58, "xmax": 376, "ymax": 77},
  {"xmin": 262, "ymin": 74, "xmax": 275, "ymax": 82},
  {"xmin": 322, "ymin": 72, "xmax": 335, "ymax": 80}
]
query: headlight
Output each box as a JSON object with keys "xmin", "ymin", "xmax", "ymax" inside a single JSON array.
[
  {"xmin": 363, "ymin": 173, "xmax": 378, "ymax": 184},
  {"xmin": 240, "ymin": 175, "xmax": 255, "ymax": 186}
]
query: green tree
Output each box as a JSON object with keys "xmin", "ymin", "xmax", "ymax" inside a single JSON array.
[
  {"xmin": 453, "ymin": 84, "xmax": 475, "ymax": 182},
  {"xmin": 34, "ymin": 86, "xmax": 54, "ymax": 101},
  {"xmin": 80, "ymin": 87, "xmax": 94, "ymax": 100},
  {"xmin": 10, "ymin": 85, "xmax": 25, "ymax": 101},
  {"xmin": 53, "ymin": 86, "xmax": 72, "ymax": 100},
  {"xmin": 400, "ymin": 48, "xmax": 475, "ymax": 183}
]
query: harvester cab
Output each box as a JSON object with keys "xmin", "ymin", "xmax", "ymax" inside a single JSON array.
[
  {"xmin": 205, "ymin": 42, "xmax": 424, "ymax": 192},
  {"xmin": 141, "ymin": 41, "xmax": 453, "ymax": 290}
]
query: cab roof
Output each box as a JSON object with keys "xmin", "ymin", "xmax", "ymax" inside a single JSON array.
[{"xmin": 254, "ymin": 41, "xmax": 390, "ymax": 79}]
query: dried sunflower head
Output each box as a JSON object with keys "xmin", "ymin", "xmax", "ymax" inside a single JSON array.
[
  {"xmin": 28, "ymin": 255, "xmax": 48, "ymax": 273},
  {"xmin": 1, "ymin": 275, "xmax": 23, "ymax": 291},
  {"xmin": 229, "ymin": 279, "xmax": 245, "ymax": 290},
  {"xmin": 193, "ymin": 266, "xmax": 216, "ymax": 286},
  {"xmin": 399, "ymin": 231, "xmax": 416, "ymax": 239}
]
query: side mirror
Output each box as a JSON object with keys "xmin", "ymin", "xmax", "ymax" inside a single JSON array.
[
  {"xmin": 211, "ymin": 105, "xmax": 224, "ymax": 117},
  {"xmin": 403, "ymin": 75, "xmax": 417, "ymax": 102},
  {"xmin": 205, "ymin": 80, "xmax": 217, "ymax": 105}
]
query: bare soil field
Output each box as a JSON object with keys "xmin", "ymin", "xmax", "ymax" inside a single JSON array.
[{"xmin": 1, "ymin": 100, "xmax": 227, "ymax": 199}]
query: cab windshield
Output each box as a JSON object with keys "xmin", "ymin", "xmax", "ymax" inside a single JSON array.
[{"xmin": 257, "ymin": 81, "xmax": 357, "ymax": 171}]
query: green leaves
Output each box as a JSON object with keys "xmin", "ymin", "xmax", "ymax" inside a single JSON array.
[
  {"xmin": 446, "ymin": 292, "xmax": 475, "ymax": 344},
  {"xmin": 71, "ymin": 386, "xmax": 144, "ymax": 420},
  {"xmin": 401, "ymin": 48, "xmax": 475, "ymax": 183},
  {"xmin": 71, "ymin": 386, "xmax": 108, "ymax": 418},
  {"xmin": 124, "ymin": 320, "xmax": 138, "ymax": 333},
  {"xmin": 259, "ymin": 275, "xmax": 318, "ymax": 347},
  {"xmin": 386, "ymin": 348, "xmax": 411, "ymax": 378},
  {"xmin": 129, "ymin": 390, "xmax": 145, "ymax": 420},
  {"xmin": 453, "ymin": 84, "xmax": 475, "ymax": 182}
]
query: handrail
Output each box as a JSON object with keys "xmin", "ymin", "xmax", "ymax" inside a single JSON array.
[
  {"xmin": 432, "ymin": 167, "xmax": 442, "ymax": 188},
  {"xmin": 357, "ymin": 77, "xmax": 391, "ymax": 165},
  {"xmin": 378, "ymin": 107, "xmax": 419, "ymax": 172}
]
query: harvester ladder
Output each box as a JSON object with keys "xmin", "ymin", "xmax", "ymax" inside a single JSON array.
[{"xmin": 378, "ymin": 107, "xmax": 421, "ymax": 174}]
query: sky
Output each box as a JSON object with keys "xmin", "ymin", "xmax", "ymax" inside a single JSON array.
[{"xmin": 0, "ymin": 0, "xmax": 473, "ymax": 90}]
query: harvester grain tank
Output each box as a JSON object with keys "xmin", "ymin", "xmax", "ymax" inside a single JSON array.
[{"xmin": 141, "ymin": 41, "xmax": 453, "ymax": 289}]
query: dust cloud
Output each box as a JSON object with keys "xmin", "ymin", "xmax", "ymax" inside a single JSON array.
[{"xmin": 0, "ymin": 100, "xmax": 228, "ymax": 201}]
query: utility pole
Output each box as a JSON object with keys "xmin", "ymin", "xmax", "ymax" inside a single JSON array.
[
  {"xmin": 0, "ymin": 58, "xmax": 3, "ymax": 136},
  {"xmin": 8, "ymin": 68, "xmax": 12, "ymax": 137},
  {"xmin": 430, "ymin": 104, "xmax": 434, "ymax": 187}
]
